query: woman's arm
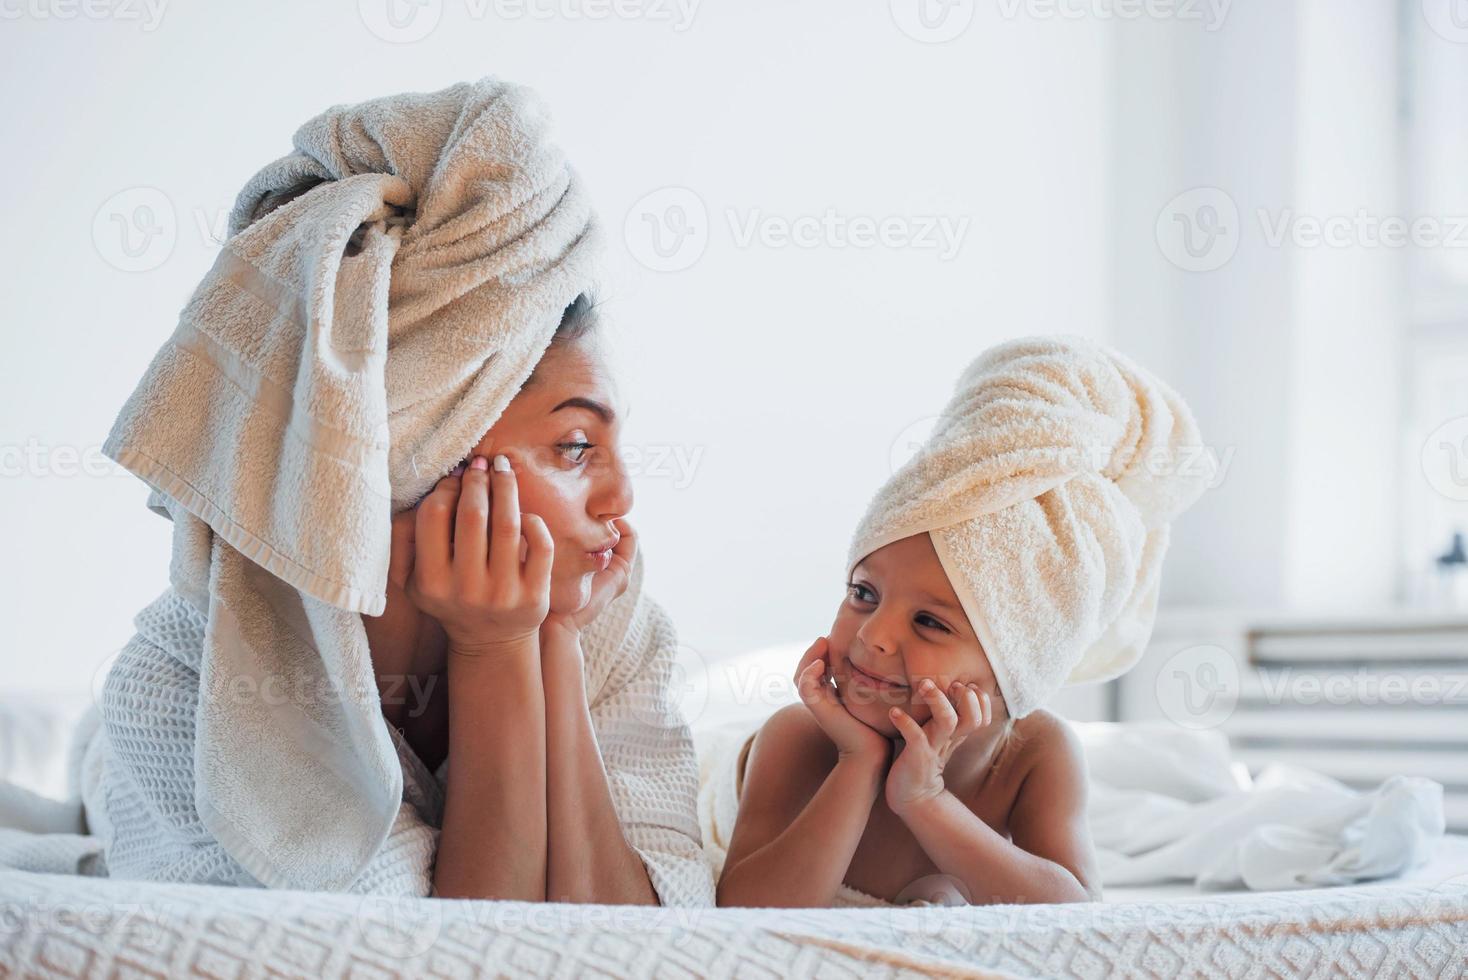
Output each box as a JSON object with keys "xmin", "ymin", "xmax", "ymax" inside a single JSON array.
[
  {"xmin": 716, "ymin": 702, "xmax": 888, "ymax": 908},
  {"xmin": 402, "ymin": 455, "xmax": 556, "ymax": 901},
  {"xmin": 433, "ymin": 637, "xmax": 547, "ymax": 901},
  {"xmin": 539, "ymin": 622, "xmax": 657, "ymax": 904},
  {"xmin": 891, "ymin": 714, "xmax": 1099, "ymax": 904}
]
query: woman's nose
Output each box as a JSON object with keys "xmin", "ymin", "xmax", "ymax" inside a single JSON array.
[{"xmin": 592, "ymin": 444, "xmax": 634, "ymax": 521}]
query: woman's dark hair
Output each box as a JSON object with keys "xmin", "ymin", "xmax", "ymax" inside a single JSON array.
[
  {"xmin": 524, "ymin": 293, "xmax": 599, "ymax": 386},
  {"xmin": 553, "ymin": 292, "xmax": 599, "ymax": 345}
]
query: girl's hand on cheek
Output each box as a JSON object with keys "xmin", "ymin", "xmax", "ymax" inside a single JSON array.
[
  {"xmin": 404, "ymin": 455, "xmax": 554, "ymax": 660},
  {"xmin": 794, "ymin": 637, "xmax": 893, "ymax": 766},
  {"xmin": 886, "ymin": 679, "xmax": 988, "ymax": 814}
]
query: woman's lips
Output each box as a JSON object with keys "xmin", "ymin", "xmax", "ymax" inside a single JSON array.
[
  {"xmin": 847, "ymin": 660, "xmax": 909, "ymax": 691},
  {"xmin": 581, "ymin": 533, "xmax": 619, "ymax": 572}
]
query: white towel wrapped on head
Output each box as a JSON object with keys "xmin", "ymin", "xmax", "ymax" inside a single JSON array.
[
  {"xmin": 52, "ymin": 77, "xmax": 713, "ymax": 903},
  {"xmin": 847, "ymin": 335, "xmax": 1215, "ymax": 718}
]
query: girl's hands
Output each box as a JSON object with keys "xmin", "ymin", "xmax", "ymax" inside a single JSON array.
[
  {"xmin": 795, "ymin": 637, "xmax": 892, "ymax": 766},
  {"xmin": 885, "ymin": 679, "xmax": 992, "ymax": 813},
  {"xmin": 405, "ymin": 455, "xmax": 554, "ymax": 658}
]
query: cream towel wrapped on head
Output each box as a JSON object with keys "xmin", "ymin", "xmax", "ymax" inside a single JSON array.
[
  {"xmin": 59, "ymin": 77, "xmax": 712, "ymax": 903},
  {"xmin": 847, "ymin": 335, "xmax": 1215, "ymax": 719}
]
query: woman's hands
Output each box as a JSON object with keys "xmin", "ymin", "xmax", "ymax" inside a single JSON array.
[
  {"xmin": 405, "ymin": 454, "xmax": 554, "ymax": 658},
  {"xmin": 795, "ymin": 637, "xmax": 892, "ymax": 766},
  {"xmin": 542, "ymin": 518, "xmax": 637, "ymax": 640},
  {"xmin": 885, "ymin": 679, "xmax": 992, "ymax": 813}
]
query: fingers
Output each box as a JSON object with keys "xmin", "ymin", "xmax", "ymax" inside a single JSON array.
[
  {"xmin": 916, "ymin": 678, "xmax": 958, "ymax": 742},
  {"xmin": 487, "ymin": 455, "xmax": 523, "ymax": 585},
  {"xmin": 387, "ymin": 506, "xmax": 417, "ymax": 593},
  {"xmin": 950, "ymin": 681, "xmax": 983, "ymax": 739},
  {"xmin": 413, "ymin": 469, "xmax": 462, "ymax": 590},
  {"xmin": 610, "ymin": 518, "xmax": 637, "ymax": 569},
  {"xmin": 522, "ymin": 513, "xmax": 554, "ymax": 594},
  {"xmin": 794, "ymin": 636, "xmax": 830, "ymax": 686},
  {"xmin": 797, "ymin": 657, "xmax": 836, "ymax": 707},
  {"xmin": 888, "ymin": 706, "xmax": 926, "ymax": 746},
  {"xmin": 454, "ymin": 456, "xmax": 491, "ymax": 582},
  {"xmin": 976, "ymin": 686, "xmax": 994, "ymax": 729}
]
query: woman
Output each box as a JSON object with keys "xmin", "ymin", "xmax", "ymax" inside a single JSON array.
[
  {"xmin": 78, "ymin": 78, "xmax": 714, "ymax": 906},
  {"xmin": 367, "ymin": 294, "xmax": 681, "ymax": 902}
]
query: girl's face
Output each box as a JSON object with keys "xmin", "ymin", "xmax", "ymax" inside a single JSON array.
[
  {"xmin": 828, "ymin": 533, "xmax": 1009, "ymax": 737},
  {"xmin": 463, "ymin": 334, "xmax": 632, "ymax": 615}
]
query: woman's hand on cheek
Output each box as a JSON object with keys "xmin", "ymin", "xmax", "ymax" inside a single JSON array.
[
  {"xmin": 404, "ymin": 455, "xmax": 554, "ymax": 660},
  {"xmin": 885, "ymin": 679, "xmax": 987, "ymax": 814},
  {"xmin": 543, "ymin": 518, "xmax": 637, "ymax": 640}
]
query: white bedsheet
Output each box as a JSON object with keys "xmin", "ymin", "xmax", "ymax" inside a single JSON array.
[{"xmin": 1, "ymin": 855, "xmax": 1465, "ymax": 978}]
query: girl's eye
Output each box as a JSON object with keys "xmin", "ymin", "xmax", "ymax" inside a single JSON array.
[
  {"xmin": 557, "ymin": 441, "xmax": 593, "ymax": 464},
  {"xmin": 916, "ymin": 614, "xmax": 951, "ymax": 634},
  {"xmin": 846, "ymin": 581, "xmax": 875, "ymax": 604}
]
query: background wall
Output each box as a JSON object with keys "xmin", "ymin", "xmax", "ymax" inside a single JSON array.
[{"xmin": 2, "ymin": 1, "xmax": 1444, "ymax": 698}]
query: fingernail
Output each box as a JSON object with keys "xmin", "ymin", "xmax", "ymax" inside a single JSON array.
[
  {"xmin": 470, "ymin": 456, "xmax": 488, "ymax": 471},
  {"xmin": 492, "ymin": 454, "xmax": 511, "ymax": 472}
]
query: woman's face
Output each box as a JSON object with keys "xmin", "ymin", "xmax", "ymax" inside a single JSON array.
[
  {"xmin": 827, "ymin": 533, "xmax": 1009, "ymax": 737},
  {"xmin": 464, "ymin": 334, "xmax": 632, "ymax": 615}
]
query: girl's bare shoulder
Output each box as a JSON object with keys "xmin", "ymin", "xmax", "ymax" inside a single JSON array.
[
  {"xmin": 1007, "ymin": 709, "xmax": 1086, "ymax": 776},
  {"xmin": 743, "ymin": 702, "xmax": 838, "ymax": 788},
  {"xmin": 751, "ymin": 702, "xmax": 836, "ymax": 761}
]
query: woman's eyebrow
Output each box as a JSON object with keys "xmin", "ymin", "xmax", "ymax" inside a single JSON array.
[{"xmin": 550, "ymin": 397, "xmax": 616, "ymax": 424}]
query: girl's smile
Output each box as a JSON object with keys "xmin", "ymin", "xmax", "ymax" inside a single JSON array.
[{"xmin": 846, "ymin": 659, "xmax": 909, "ymax": 692}]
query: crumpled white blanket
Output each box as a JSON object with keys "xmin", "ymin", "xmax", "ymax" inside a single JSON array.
[{"xmin": 1080, "ymin": 722, "xmax": 1446, "ymax": 890}]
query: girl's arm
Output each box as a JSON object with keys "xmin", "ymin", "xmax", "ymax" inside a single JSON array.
[
  {"xmin": 718, "ymin": 640, "xmax": 893, "ymax": 908},
  {"xmin": 891, "ymin": 705, "xmax": 1099, "ymax": 904},
  {"xmin": 539, "ymin": 622, "xmax": 657, "ymax": 904}
]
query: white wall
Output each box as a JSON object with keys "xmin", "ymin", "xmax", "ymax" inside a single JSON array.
[
  {"xmin": 0, "ymin": 1, "xmax": 1115, "ymax": 691},
  {"xmin": 1108, "ymin": 0, "xmax": 1403, "ymax": 613}
]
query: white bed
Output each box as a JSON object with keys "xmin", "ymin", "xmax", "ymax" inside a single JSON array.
[
  {"xmin": 3, "ymin": 662, "xmax": 1467, "ymax": 979},
  {"xmin": 2, "ymin": 850, "xmax": 1466, "ymax": 978}
]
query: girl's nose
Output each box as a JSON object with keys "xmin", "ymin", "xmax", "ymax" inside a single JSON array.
[{"xmin": 856, "ymin": 611, "xmax": 901, "ymax": 659}]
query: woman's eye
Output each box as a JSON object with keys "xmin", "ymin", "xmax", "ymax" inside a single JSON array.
[
  {"xmin": 916, "ymin": 614, "xmax": 951, "ymax": 634},
  {"xmin": 557, "ymin": 441, "xmax": 593, "ymax": 464}
]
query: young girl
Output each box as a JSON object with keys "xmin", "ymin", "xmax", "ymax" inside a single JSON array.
[{"xmin": 717, "ymin": 335, "xmax": 1214, "ymax": 908}]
